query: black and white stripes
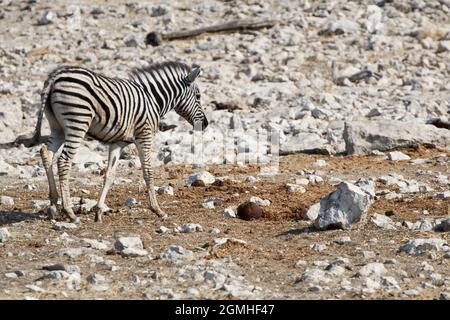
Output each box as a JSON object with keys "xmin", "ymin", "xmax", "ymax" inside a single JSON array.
[{"xmin": 35, "ymin": 61, "xmax": 207, "ymax": 222}]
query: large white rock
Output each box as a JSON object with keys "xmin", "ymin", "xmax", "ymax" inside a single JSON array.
[
  {"xmin": 398, "ymin": 238, "xmax": 449, "ymax": 256},
  {"xmin": 344, "ymin": 120, "xmax": 450, "ymax": 155},
  {"xmin": 314, "ymin": 180, "xmax": 375, "ymax": 230}
]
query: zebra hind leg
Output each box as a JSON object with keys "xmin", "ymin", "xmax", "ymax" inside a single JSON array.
[
  {"xmin": 135, "ymin": 136, "xmax": 167, "ymax": 219},
  {"xmin": 94, "ymin": 142, "xmax": 127, "ymax": 222},
  {"xmin": 57, "ymin": 131, "xmax": 86, "ymax": 224},
  {"xmin": 40, "ymin": 130, "xmax": 64, "ymax": 220}
]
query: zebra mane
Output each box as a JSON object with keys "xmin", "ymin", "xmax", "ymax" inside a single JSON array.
[{"xmin": 131, "ymin": 61, "xmax": 191, "ymax": 80}]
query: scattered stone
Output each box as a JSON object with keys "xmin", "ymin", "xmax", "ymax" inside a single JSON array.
[
  {"xmin": 157, "ymin": 226, "xmax": 170, "ymax": 234},
  {"xmin": 31, "ymin": 200, "xmax": 50, "ymax": 210},
  {"xmin": 249, "ymin": 196, "xmax": 271, "ymax": 206},
  {"xmin": 435, "ymin": 191, "xmax": 450, "ymax": 200},
  {"xmin": 237, "ymin": 202, "xmax": 263, "ymax": 221},
  {"xmin": 384, "ymin": 259, "xmax": 397, "ymax": 265},
  {"xmin": 121, "ymin": 248, "xmax": 149, "ymax": 257},
  {"xmin": 388, "ymin": 151, "xmax": 411, "ymax": 161},
  {"xmin": 57, "ymin": 248, "xmax": 84, "ymax": 259},
  {"xmin": 357, "ymin": 262, "xmax": 387, "ymax": 277},
  {"xmin": 37, "ymin": 10, "xmax": 55, "ymax": 26},
  {"xmin": 296, "ymin": 269, "xmax": 331, "ymax": 284},
  {"xmin": 308, "ymin": 175, "xmax": 324, "ymax": 184},
  {"xmin": 419, "ymin": 261, "xmax": 434, "ymax": 272},
  {"xmin": 208, "ymin": 227, "xmax": 220, "ymax": 234},
  {"xmin": 223, "ymin": 207, "xmax": 236, "ymax": 218},
  {"xmin": 212, "ymin": 237, "xmax": 247, "ymax": 247},
  {"xmin": 313, "ymin": 159, "xmax": 327, "ymax": 167},
  {"xmin": 202, "ymin": 199, "xmax": 215, "ymax": 209},
  {"xmin": 52, "ymin": 222, "xmax": 78, "ymax": 231},
  {"xmin": 439, "ymin": 292, "xmax": 450, "ymax": 300},
  {"xmin": 311, "ymin": 243, "xmax": 327, "ymax": 252},
  {"xmin": 371, "ymin": 213, "xmax": 396, "ymax": 230},
  {"xmin": 295, "ymin": 260, "xmax": 307, "ymax": 268},
  {"xmin": 156, "ymin": 186, "xmax": 174, "ymax": 195},
  {"xmin": 404, "ymin": 288, "xmax": 421, "ymax": 296},
  {"xmin": 25, "ymin": 284, "xmax": 45, "ymax": 293},
  {"xmin": 150, "ymin": 4, "xmax": 168, "ymax": 17},
  {"xmin": 123, "ymin": 197, "xmax": 138, "ymax": 206},
  {"xmin": 187, "ymin": 171, "xmax": 215, "ymax": 186},
  {"xmin": 398, "ymin": 238, "xmax": 449, "ymax": 256},
  {"xmin": 285, "ymin": 184, "xmax": 306, "ymax": 193},
  {"xmin": 334, "ymin": 236, "xmax": 351, "ymax": 244},
  {"xmin": 114, "ymin": 236, "xmax": 148, "ymax": 257},
  {"xmin": 66, "ymin": 272, "xmax": 81, "ymax": 290},
  {"xmin": 160, "ymin": 245, "xmax": 194, "ymax": 261},
  {"xmin": 363, "ymin": 277, "xmax": 381, "ymax": 292},
  {"xmin": 123, "ymin": 35, "xmax": 138, "ymax": 47},
  {"xmin": 177, "ymin": 223, "xmax": 203, "ymax": 233},
  {"xmin": 80, "ymin": 239, "xmax": 110, "ymax": 251},
  {"xmin": 0, "ymin": 228, "xmax": 10, "ymax": 242},
  {"xmin": 87, "ymin": 273, "xmax": 106, "ymax": 284},
  {"xmin": 0, "ymin": 196, "xmax": 14, "ymax": 206},
  {"xmin": 405, "ymin": 219, "xmax": 436, "ymax": 232},
  {"xmin": 5, "ymin": 272, "xmax": 18, "ymax": 279},
  {"xmin": 295, "ymin": 178, "xmax": 310, "ymax": 186},
  {"xmin": 305, "ymin": 203, "xmax": 320, "ymax": 221},
  {"xmin": 437, "ymin": 218, "xmax": 450, "ymax": 232},
  {"xmin": 362, "ymin": 251, "xmax": 376, "ymax": 259},
  {"xmin": 43, "ymin": 264, "xmax": 80, "ymax": 274}
]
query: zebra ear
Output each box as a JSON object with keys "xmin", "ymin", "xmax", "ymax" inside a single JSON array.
[{"xmin": 185, "ymin": 66, "xmax": 201, "ymax": 85}]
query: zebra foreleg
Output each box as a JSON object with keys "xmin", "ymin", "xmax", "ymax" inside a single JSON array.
[
  {"xmin": 94, "ymin": 142, "xmax": 127, "ymax": 222},
  {"xmin": 135, "ymin": 137, "xmax": 167, "ymax": 219}
]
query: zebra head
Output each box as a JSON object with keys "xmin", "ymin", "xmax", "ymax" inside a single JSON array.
[{"xmin": 175, "ymin": 66, "xmax": 208, "ymax": 131}]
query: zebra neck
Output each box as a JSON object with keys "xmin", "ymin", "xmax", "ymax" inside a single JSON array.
[{"xmin": 135, "ymin": 73, "xmax": 183, "ymax": 119}]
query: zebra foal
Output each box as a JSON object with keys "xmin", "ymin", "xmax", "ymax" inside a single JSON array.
[{"xmin": 31, "ymin": 61, "xmax": 208, "ymax": 223}]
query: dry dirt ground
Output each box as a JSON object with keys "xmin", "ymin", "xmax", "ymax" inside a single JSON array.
[{"xmin": 0, "ymin": 147, "xmax": 449, "ymax": 300}]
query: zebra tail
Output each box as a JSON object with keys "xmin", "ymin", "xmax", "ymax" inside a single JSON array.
[{"xmin": 13, "ymin": 68, "xmax": 61, "ymax": 148}]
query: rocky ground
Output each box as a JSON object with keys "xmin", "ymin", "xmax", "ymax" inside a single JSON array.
[{"xmin": 0, "ymin": 0, "xmax": 450, "ymax": 300}]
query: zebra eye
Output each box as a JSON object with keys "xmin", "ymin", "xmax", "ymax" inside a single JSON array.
[{"xmin": 195, "ymin": 94, "xmax": 201, "ymax": 100}]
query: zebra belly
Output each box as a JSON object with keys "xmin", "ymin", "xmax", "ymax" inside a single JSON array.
[{"xmin": 87, "ymin": 116, "xmax": 134, "ymax": 144}]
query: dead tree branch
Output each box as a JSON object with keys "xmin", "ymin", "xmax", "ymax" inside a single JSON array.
[{"xmin": 146, "ymin": 19, "xmax": 277, "ymax": 46}]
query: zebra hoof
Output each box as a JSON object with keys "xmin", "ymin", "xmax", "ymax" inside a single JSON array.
[
  {"xmin": 47, "ymin": 206, "xmax": 58, "ymax": 220},
  {"xmin": 94, "ymin": 212, "xmax": 102, "ymax": 223},
  {"xmin": 93, "ymin": 205, "xmax": 111, "ymax": 222},
  {"xmin": 156, "ymin": 210, "xmax": 168, "ymax": 220}
]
